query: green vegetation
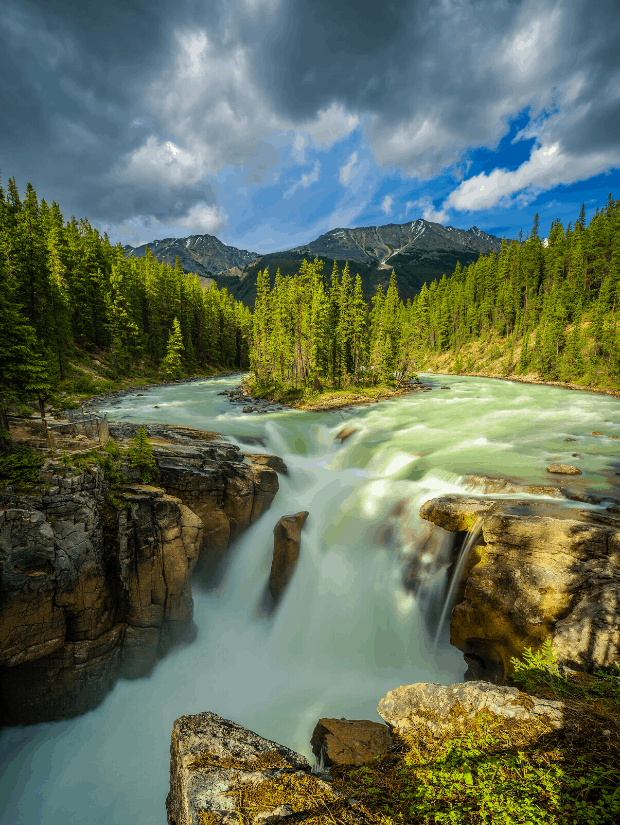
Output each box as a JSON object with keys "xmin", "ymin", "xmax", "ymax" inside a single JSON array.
[
  {"xmin": 248, "ymin": 196, "xmax": 620, "ymax": 403},
  {"xmin": 0, "ymin": 175, "xmax": 251, "ymax": 446},
  {"xmin": 328, "ymin": 642, "xmax": 620, "ymax": 824},
  {"xmin": 126, "ymin": 427, "xmax": 159, "ymax": 484},
  {"xmin": 407, "ymin": 197, "xmax": 620, "ymax": 390},
  {"xmin": 0, "ymin": 443, "xmax": 45, "ymax": 488},
  {"xmin": 249, "ymin": 261, "xmax": 415, "ymax": 399}
]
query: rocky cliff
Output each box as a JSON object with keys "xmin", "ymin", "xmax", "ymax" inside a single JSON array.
[
  {"xmin": 420, "ymin": 492, "xmax": 620, "ymax": 683},
  {"xmin": 0, "ymin": 429, "xmax": 282, "ymax": 725}
]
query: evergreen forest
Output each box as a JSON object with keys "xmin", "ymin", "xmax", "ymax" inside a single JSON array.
[
  {"xmin": 0, "ymin": 176, "xmax": 252, "ymax": 430},
  {"xmin": 249, "ymin": 195, "xmax": 620, "ymax": 397},
  {"xmin": 2, "ymin": 172, "xmax": 620, "ymax": 432}
]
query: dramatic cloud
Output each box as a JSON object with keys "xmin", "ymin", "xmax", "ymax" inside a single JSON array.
[
  {"xmin": 1, "ymin": 0, "xmax": 618, "ymax": 248},
  {"xmin": 445, "ymin": 142, "xmax": 620, "ymax": 212}
]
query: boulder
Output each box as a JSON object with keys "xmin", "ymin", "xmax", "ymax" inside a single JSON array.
[
  {"xmin": 334, "ymin": 426, "xmax": 357, "ymax": 442},
  {"xmin": 166, "ymin": 711, "xmax": 350, "ymax": 825},
  {"xmin": 244, "ymin": 453, "xmax": 289, "ymax": 475},
  {"xmin": 269, "ymin": 512, "xmax": 309, "ymax": 599},
  {"xmin": 377, "ymin": 681, "xmax": 564, "ymax": 739},
  {"xmin": 547, "ymin": 463, "xmax": 582, "ymax": 475},
  {"xmin": 420, "ymin": 495, "xmax": 620, "ymax": 681},
  {"xmin": 310, "ymin": 718, "xmax": 394, "ymax": 767}
]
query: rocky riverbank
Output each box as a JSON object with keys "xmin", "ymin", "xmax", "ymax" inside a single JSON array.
[{"xmin": 0, "ymin": 424, "xmax": 285, "ymax": 725}]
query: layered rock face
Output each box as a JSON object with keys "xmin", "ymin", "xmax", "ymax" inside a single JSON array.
[
  {"xmin": 0, "ymin": 431, "xmax": 281, "ymax": 725},
  {"xmin": 111, "ymin": 423, "xmax": 281, "ymax": 564},
  {"xmin": 420, "ymin": 495, "xmax": 620, "ymax": 682},
  {"xmin": 0, "ymin": 467, "xmax": 202, "ymax": 725}
]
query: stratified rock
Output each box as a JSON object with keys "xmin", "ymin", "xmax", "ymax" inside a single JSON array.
[
  {"xmin": 310, "ymin": 718, "xmax": 394, "ymax": 767},
  {"xmin": 552, "ymin": 585, "xmax": 620, "ymax": 671},
  {"xmin": 244, "ymin": 453, "xmax": 289, "ymax": 475},
  {"xmin": 377, "ymin": 681, "xmax": 564, "ymax": 739},
  {"xmin": 152, "ymin": 443, "xmax": 279, "ymax": 558},
  {"xmin": 547, "ymin": 463, "xmax": 582, "ymax": 475},
  {"xmin": 269, "ymin": 512, "xmax": 309, "ymax": 599},
  {"xmin": 0, "ymin": 425, "xmax": 284, "ymax": 725},
  {"xmin": 166, "ymin": 711, "xmax": 351, "ymax": 825},
  {"xmin": 421, "ymin": 495, "xmax": 620, "ymax": 681},
  {"xmin": 419, "ymin": 496, "xmax": 496, "ymax": 532},
  {"xmin": 0, "ymin": 471, "xmax": 202, "ymax": 725}
]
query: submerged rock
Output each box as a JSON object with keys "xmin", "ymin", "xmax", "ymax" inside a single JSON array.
[
  {"xmin": 377, "ymin": 681, "xmax": 565, "ymax": 738},
  {"xmin": 269, "ymin": 511, "xmax": 309, "ymax": 599},
  {"xmin": 310, "ymin": 718, "xmax": 394, "ymax": 767},
  {"xmin": 547, "ymin": 463, "xmax": 582, "ymax": 475}
]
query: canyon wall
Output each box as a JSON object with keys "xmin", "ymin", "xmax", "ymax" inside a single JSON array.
[
  {"xmin": 0, "ymin": 433, "xmax": 280, "ymax": 725},
  {"xmin": 420, "ymin": 494, "xmax": 620, "ymax": 682}
]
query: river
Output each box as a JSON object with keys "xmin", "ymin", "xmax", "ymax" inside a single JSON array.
[{"xmin": 1, "ymin": 373, "xmax": 619, "ymax": 824}]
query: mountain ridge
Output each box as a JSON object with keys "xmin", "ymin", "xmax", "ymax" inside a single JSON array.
[{"xmin": 124, "ymin": 218, "xmax": 509, "ymax": 306}]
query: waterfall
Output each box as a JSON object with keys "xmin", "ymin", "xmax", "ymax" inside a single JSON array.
[{"xmin": 2, "ymin": 372, "xmax": 618, "ymax": 825}]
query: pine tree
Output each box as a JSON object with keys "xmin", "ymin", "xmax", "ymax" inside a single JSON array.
[{"xmin": 161, "ymin": 317, "xmax": 185, "ymax": 379}]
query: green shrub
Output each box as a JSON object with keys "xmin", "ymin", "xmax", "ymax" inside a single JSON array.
[
  {"xmin": 126, "ymin": 427, "xmax": 158, "ymax": 484},
  {"xmin": 0, "ymin": 444, "xmax": 44, "ymax": 487}
]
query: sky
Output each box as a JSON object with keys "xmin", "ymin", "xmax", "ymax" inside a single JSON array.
[{"xmin": 1, "ymin": 0, "xmax": 619, "ymax": 253}]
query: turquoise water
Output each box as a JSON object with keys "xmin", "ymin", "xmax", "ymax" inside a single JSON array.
[{"xmin": 1, "ymin": 373, "xmax": 619, "ymax": 825}]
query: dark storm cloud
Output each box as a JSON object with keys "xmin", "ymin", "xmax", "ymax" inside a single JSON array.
[
  {"xmin": 0, "ymin": 0, "xmax": 220, "ymax": 221},
  {"xmin": 1, "ymin": 0, "xmax": 618, "ymax": 232}
]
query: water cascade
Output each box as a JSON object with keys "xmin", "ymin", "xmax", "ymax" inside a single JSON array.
[{"xmin": 2, "ymin": 373, "xmax": 619, "ymax": 825}]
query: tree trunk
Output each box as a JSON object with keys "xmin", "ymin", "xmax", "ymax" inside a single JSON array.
[{"xmin": 0, "ymin": 405, "xmax": 11, "ymax": 454}]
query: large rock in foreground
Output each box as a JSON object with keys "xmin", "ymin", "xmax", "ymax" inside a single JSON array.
[
  {"xmin": 310, "ymin": 718, "xmax": 394, "ymax": 767},
  {"xmin": 420, "ymin": 494, "xmax": 620, "ymax": 681},
  {"xmin": 167, "ymin": 711, "xmax": 354, "ymax": 825},
  {"xmin": 377, "ymin": 681, "xmax": 564, "ymax": 739}
]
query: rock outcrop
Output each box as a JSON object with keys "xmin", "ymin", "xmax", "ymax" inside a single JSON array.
[
  {"xmin": 310, "ymin": 718, "xmax": 394, "ymax": 767},
  {"xmin": 0, "ymin": 465, "xmax": 203, "ymax": 725},
  {"xmin": 167, "ymin": 711, "xmax": 355, "ymax": 825},
  {"xmin": 269, "ymin": 511, "xmax": 309, "ymax": 599},
  {"xmin": 0, "ymin": 426, "xmax": 282, "ymax": 725},
  {"xmin": 377, "ymin": 681, "xmax": 565, "ymax": 739},
  {"xmin": 420, "ymin": 494, "xmax": 620, "ymax": 682}
]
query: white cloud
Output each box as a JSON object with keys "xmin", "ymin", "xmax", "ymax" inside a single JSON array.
[
  {"xmin": 445, "ymin": 141, "xmax": 620, "ymax": 212},
  {"xmin": 301, "ymin": 102, "xmax": 359, "ymax": 146},
  {"xmin": 339, "ymin": 151, "xmax": 359, "ymax": 184},
  {"xmin": 112, "ymin": 135, "xmax": 207, "ymax": 188},
  {"xmin": 102, "ymin": 203, "xmax": 227, "ymax": 249},
  {"xmin": 381, "ymin": 195, "xmax": 393, "ymax": 215}
]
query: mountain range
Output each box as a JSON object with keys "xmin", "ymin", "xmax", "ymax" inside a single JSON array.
[{"xmin": 123, "ymin": 219, "xmax": 507, "ymax": 306}]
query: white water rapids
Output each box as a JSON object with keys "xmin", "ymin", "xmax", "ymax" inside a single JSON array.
[{"xmin": 2, "ymin": 373, "xmax": 620, "ymax": 824}]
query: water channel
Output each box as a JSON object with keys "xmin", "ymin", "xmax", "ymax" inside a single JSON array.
[{"xmin": 2, "ymin": 373, "xmax": 620, "ymax": 824}]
